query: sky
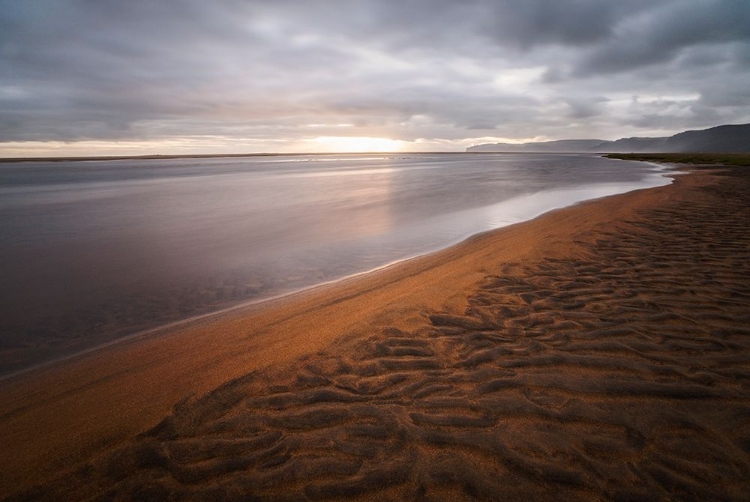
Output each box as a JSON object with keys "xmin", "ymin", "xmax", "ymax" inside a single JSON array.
[{"xmin": 1, "ymin": 0, "xmax": 750, "ymax": 156}]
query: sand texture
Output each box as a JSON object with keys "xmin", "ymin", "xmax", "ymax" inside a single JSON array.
[{"xmin": 2, "ymin": 166, "xmax": 750, "ymax": 501}]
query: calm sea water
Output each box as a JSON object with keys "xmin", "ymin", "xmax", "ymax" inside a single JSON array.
[{"xmin": 0, "ymin": 153, "xmax": 668, "ymax": 375}]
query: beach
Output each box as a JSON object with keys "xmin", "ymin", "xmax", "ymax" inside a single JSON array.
[{"xmin": 2, "ymin": 164, "xmax": 749, "ymax": 500}]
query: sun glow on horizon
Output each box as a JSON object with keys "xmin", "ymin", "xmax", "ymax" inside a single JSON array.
[
  {"xmin": 308, "ymin": 136, "xmax": 407, "ymax": 153},
  {"xmin": 0, "ymin": 136, "xmax": 428, "ymax": 158}
]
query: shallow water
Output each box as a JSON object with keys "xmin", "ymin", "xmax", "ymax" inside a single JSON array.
[{"xmin": 0, "ymin": 153, "xmax": 667, "ymax": 375}]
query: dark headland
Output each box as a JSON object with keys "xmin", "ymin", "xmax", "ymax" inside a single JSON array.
[{"xmin": 467, "ymin": 122, "xmax": 750, "ymax": 153}]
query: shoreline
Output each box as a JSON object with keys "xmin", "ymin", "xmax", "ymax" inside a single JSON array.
[
  {"xmin": 0, "ymin": 240, "xmax": 458, "ymax": 384},
  {"xmin": 3, "ymin": 164, "xmax": 749, "ymax": 499},
  {"xmin": 0, "ymin": 160, "xmax": 670, "ymax": 380}
]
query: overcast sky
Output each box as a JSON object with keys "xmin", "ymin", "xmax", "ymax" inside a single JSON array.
[{"xmin": 1, "ymin": 0, "xmax": 749, "ymax": 155}]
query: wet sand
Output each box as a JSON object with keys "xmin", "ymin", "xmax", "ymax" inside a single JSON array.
[{"xmin": 2, "ymin": 166, "xmax": 750, "ymax": 500}]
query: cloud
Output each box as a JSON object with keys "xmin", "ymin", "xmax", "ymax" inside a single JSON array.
[
  {"xmin": 478, "ymin": 0, "xmax": 630, "ymax": 49},
  {"xmin": 1, "ymin": 0, "xmax": 749, "ymax": 153},
  {"xmin": 576, "ymin": 0, "xmax": 750, "ymax": 75}
]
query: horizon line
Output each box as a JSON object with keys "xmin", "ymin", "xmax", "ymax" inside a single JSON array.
[{"xmin": 0, "ymin": 151, "xmax": 577, "ymax": 163}]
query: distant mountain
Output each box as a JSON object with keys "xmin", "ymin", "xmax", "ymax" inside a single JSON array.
[
  {"xmin": 467, "ymin": 139, "xmax": 605, "ymax": 153},
  {"xmin": 663, "ymin": 124, "xmax": 750, "ymax": 152},
  {"xmin": 466, "ymin": 123, "xmax": 750, "ymax": 153},
  {"xmin": 595, "ymin": 136, "xmax": 669, "ymax": 153}
]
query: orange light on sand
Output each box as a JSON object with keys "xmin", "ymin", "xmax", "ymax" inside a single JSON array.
[{"xmin": 309, "ymin": 136, "xmax": 406, "ymax": 153}]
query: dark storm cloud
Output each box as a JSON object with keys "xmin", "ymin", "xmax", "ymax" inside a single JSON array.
[
  {"xmin": 1, "ymin": 0, "xmax": 749, "ymax": 150},
  {"xmin": 576, "ymin": 0, "xmax": 750, "ymax": 76},
  {"xmin": 477, "ymin": 1, "xmax": 639, "ymax": 48}
]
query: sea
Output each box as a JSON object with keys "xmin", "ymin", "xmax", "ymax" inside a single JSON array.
[{"xmin": 0, "ymin": 153, "xmax": 669, "ymax": 376}]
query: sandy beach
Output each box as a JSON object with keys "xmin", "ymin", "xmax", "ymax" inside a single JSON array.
[{"xmin": 2, "ymin": 165, "xmax": 750, "ymax": 500}]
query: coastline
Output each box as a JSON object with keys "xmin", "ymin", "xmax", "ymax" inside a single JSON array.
[
  {"xmin": 0, "ymin": 154, "xmax": 669, "ymax": 379},
  {"xmin": 2, "ymin": 165, "xmax": 750, "ymax": 499}
]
